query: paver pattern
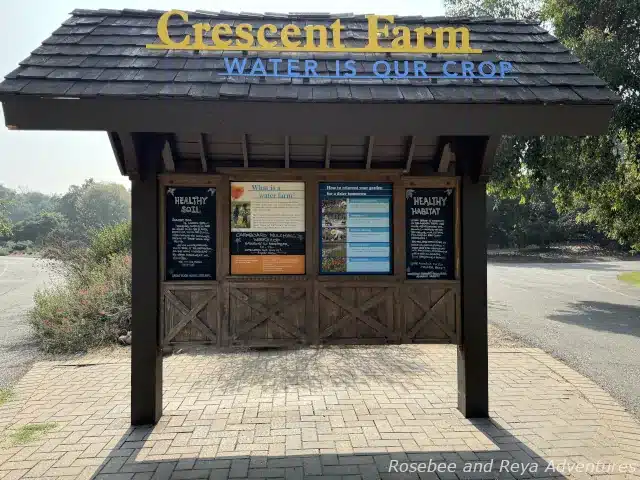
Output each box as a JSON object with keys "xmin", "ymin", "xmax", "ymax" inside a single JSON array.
[{"xmin": 0, "ymin": 345, "xmax": 638, "ymax": 479}]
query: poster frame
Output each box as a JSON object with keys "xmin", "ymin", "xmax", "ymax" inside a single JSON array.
[
  {"xmin": 405, "ymin": 186, "xmax": 457, "ymax": 281},
  {"xmin": 229, "ymin": 180, "xmax": 307, "ymax": 276},
  {"xmin": 163, "ymin": 184, "xmax": 217, "ymax": 282},
  {"xmin": 318, "ymin": 181, "xmax": 394, "ymax": 276}
]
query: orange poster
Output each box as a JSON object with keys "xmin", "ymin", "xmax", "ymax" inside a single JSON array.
[{"xmin": 230, "ymin": 182, "xmax": 305, "ymax": 274}]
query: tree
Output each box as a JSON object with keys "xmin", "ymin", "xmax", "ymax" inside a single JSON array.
[
  {"xmin": 11, "ymin": 212, "xmax": 68, "ymax": 244},
  {"xmin": 444, "ymin": 0, "xmax": 541, "ymax": 21},
  {"xmin": 0, "ymin": 185, "xmax": 57, "ymax": 223},
  {"xmin": 75, "ymin": 182, "xmax": 131, "ymax": 233},
  {"xmin": 445, "ymin": 0, "xmax": 640, "ymax": 250},
  {"xmin": 0, "ymin": 199, "xmax": 11, "ymax": 238},
  {"xmin": 57, "ymin": 180, "xmax": 131, "ymax": 241}
]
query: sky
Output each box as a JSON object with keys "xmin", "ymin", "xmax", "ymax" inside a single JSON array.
[{"xmin": 0, "ymin": 0, "xmax": 445, "ymax": 194}]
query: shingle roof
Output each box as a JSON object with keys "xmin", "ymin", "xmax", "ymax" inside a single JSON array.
[{"xmin": 0, "ymin": 9, "xmax": 619, "ymax": 104}]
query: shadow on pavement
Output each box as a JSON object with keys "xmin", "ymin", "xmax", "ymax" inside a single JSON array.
[
  {"xmin": 549, "ymin": 300, "xmax": 640, "ymax": 337},
  {"xmin": 170, "ymin": 345, "xmax": 442, "ymax": 392},
  {"xmin": 88, "ymin": 421, "xmax": 570, "ymax": 480}
]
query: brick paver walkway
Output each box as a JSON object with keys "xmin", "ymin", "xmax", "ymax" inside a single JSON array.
[{"xmin": 0, "ymin": 345, "xmax": 638, "ymax": 479}]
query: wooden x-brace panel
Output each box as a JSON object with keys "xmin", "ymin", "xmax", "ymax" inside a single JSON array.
[
  {"xmin": 406, "ymin": 289, "xmax": 455, "ymax": 340},
  {"xmin": 230, "ymin": 288, "xmax": 306, "ymax": 341},
  {"xmin": 164, "ymin": 289, "xmax": 217, "ymax": 343},
  {"xmin": 318, "ymin": 286, "xmax": 394, "ymax": 338}
]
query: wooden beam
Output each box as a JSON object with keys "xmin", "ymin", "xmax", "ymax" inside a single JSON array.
[
  {"xmin": 284, "ymin": 135, "xmax": 290, "ymax": 168},
  {"xmin": 404, "ymin": 135, "xmax": 416, "ymax": 173},
  {"xmin": 162, "ymin": 139, "xmax": 175, "ymax": 172},
  {"xmin": 438, "ymin": 143, "xmax": 454, "ymax": 173},
  {"xmin": 365, "ymin": 136, "xmax": 375, "ymax": 169},
  {"xmin": 241, "ymin": 134, "xmax": 249, "ymax": 168},
  {"xmin": 2, "ymin": 97, "xmax": 616, "ymax": 137},
  {"xmin": 451, "ymin": 136, "xmax": 490, "ymax": 183},
  {"xmin": 480, "ymin": 135, "xmax": 501, "ymax": 180},
  {"xmin": 324, "ymin": 136, "xmax": 331, "ymax": 169},
  {"xmin": 117, "ymin": 131, "xmax": 140, "ymax": 179},
  {"xmin": 199, "ymin": 133, "xmax": 208, "ymax": 172},
  {"xmin": 107, "ymin": 132, "xmax": 126, "ymax": 175}
]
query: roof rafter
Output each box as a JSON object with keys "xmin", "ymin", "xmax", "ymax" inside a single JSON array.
[
  {"xmin": 365, "ymin": 136, "xmax": 375, "ymax": 169},
  {"xmin": 162, "ymin": 138, "xmax": 175, "ymax": 172},
  {"xmin": 324, "ymin": 136, "xmax": 331, "ymax": 169},
  {"xmin": 199, "ymin": 133, "xmax": 209, "ymax": 172},
  {"xmin": 404, "ymin": 136, "xmax": 416, "ymax": 173},
  {"xmin": 241, "ymin": 134, "xmax": 249, "ymax": 168}
]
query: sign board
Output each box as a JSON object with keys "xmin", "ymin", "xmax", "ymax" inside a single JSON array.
[
  {"xmin": 147, "ymin": 11, "xmax": 515, "ymax": 81},
  {"xmin": 405, "ymin": 188, "xmax": 456, "ymax": 280},
  {"xmin": 319, "ymin": 183, "xmax": 392, "ymax": 274},
  {"xmin": 148, "ymin": 11, "xmax": 482, "ymax": 54},
  {"xmin": 165, "ymin": 186, "xmax": 216, "ymax": 280},
  {"xmin": 230, "ymin": 182, "xmax": 305, "ymax": 275}
]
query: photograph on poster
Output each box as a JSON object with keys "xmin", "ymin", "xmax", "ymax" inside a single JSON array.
[
  {"xmin": 230, "ymin": 182, "xmax": 305, "ymax": 275},
  {"xmin": 319, "ymin": 183, "xmax": 392, "ymax": 275},
  {"xmin": 231, "ymin": 201, "xmax": 251, "ymax": 229}
]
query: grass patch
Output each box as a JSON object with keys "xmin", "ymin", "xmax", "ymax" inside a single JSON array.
[
  {"xmin": 618, "ymin": 271, "xmax": 640, "ymax": 287},
  {"xmin": 0, "ymin": 388, "xmax": 14, "ymax": 405},
  {"xmin": 9, "ymin": 423, "xmax": 57, "ymax": 445}
]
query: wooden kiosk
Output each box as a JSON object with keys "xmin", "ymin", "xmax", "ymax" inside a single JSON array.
[{"xmin": 0, "ymin": 8, "xmax": 617, "ymax": 425}]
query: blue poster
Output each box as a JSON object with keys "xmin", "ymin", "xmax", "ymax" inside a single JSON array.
[{"xmin": 319, "ymin": 183, "xmax": 393, "ymax": 274}]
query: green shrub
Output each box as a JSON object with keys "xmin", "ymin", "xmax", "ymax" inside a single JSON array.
[
  {"xmin": 12, "ymin": 240, "xmax": 34, "ymax": 251},
  {"xmin": 89, "ymin": 222, "xmax": 131, "ymax": 263},
  {"xmin": 29, "ymin": 252, "xmax": 131, "ymax": 353},
  {"xmin": 0, "ymin": 248, "xmax": 8, "ymax": 256}
]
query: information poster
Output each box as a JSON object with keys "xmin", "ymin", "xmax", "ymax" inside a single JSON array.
[
  {"xmin": 230, "ymin": 182, "xmax": 305, "ymax": 274},
  {"xmin": 405, "ymin": 188, "xmax": 456, "ymax": 280},
  {"xmin": 319, "ymin": 183, "xmax": 392, "ymax": 274},
  {"xmin": 165, "ymin": 186, "xmax": 216, "ymax": 280}
]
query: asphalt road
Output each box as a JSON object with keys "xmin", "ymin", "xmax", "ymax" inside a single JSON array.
[
  {"xmin": 489, "ymin": 260, "xmax": 640, "ymax": 419},
  {"xmin": 0, "ymin": 256, "xmax": 54, "ymax": 387}
]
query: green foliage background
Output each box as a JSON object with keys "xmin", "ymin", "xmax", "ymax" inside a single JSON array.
[
  {"xmin": 0, "ymin": 180, "xmax": 131, "ymax": 251},
  {"xmin": 446, "ymin": 0, "xmax": 640, "ymax": 251}
]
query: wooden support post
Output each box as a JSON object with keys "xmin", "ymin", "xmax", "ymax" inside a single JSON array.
[
  {"xmin": 457, "ymin": 175, "xmax": 489, "ymax": 418},
  {"xmin": 131, "ymin": 135, "xmax": 162, "ymax": 425}
]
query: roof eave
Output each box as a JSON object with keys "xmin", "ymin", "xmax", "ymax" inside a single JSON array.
[{"xmin": 0, "ymin": 95, "xmax": 615, "ymax": 137}]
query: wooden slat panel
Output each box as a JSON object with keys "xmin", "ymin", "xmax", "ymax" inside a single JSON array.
[
  {"xmin": 289, "ymin": 135, "xmax": 326, "ymax": 145},
  {"xmin": 162, "ymin": 284, "xmax": 219, "ymax": 345},
  {"xmin": 317, "ymin": 284, "xmax": 396, "ymax": 344},
  {"xmin": 228, "ymin": 284, "xmax": 308, "ymax": 346},
  {"xmin": 403, "ymin": 285, "xmax": 458, "ymax": 343},
  {"xmin": 330, "ymin": 145, "xmax": 368, "ymax": 158},
  {"xmin": 290, "ymin": 144, "xmax": 325, "ymax": 160}
]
